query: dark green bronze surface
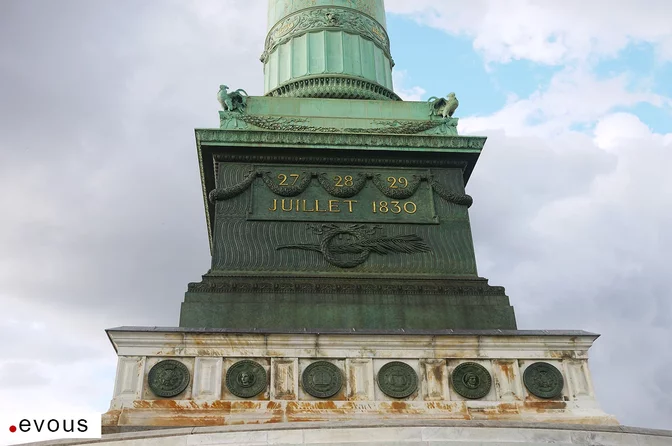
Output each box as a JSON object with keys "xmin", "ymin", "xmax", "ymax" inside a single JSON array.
[
  {"xmin": 377, "ymin": 361, "xmax": 418, "ymax": 399},
  {"xmin": 180, "ymin": 94, "xmax": 517, "ymax": 331},
  {"xmin": 244, "ymin": 166, "xmax": 442, "ymax": 224},
  {"xmin": 225, "ymin": 360, "xmax": 267, "ymax": 398},
  {"xmin": 302, "ymin": 361, "xmax": 343, "ymax": 398},
  {"xmin": 523, "ymin": 362, "xmax": 564, "ymax": 399},
  {"xmin": 451, "ymin": 362, "xmax": 492, "ymax": 399},
  {"xmin": 147, "ymin": 360, "xmax": 190, "ymax": 398},
  {"xmin": 209, "ymin": 162, "xmax": 477, "ymax": 276},
  {"xmin": 180, "ymin": 275, "xmax": 516, "ymax": 330}
]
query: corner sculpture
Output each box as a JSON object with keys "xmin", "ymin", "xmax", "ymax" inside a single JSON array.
[
  {"xmin": 428, "ymin": 92, "xmax": 459, "ymax": 118},
  {"xmin": 217, "ymin": 85, "xmax": 249, "ymax": 112}
]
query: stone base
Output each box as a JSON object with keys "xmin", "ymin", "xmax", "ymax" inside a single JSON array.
[
  {"xmin": 180, "ymin": 276, "xmax": 517, "ymax": 330},
  {"xmin": 103, "ymin": 328, "xmax": 616, "ymax": 432}
]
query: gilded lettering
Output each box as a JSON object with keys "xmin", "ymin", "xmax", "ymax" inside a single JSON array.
[
  {"xmin": 269, "ymin": 199, "xmax": 277, "ymax": 212},
  {"xmin": 315, "ymin": 199, "xmax": 327, "ymax": 212},
  {"xmin": 302, "ymin": 199, "xmax": 315, "ymax": 212},
  {"xmin": 281, "ymin": 199, "xmax": 293, "ymax": 212},
  {"xmin": 343, "ymin": 200, "xmax": 358, "ymax": 213},
  {"xmin": 328, "ymin": 200, "xmax": 340, "ymax": 213}
]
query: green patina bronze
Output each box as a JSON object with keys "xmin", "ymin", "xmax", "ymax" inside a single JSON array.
[
  {"xmin": 523, "ymin": 362, "xmax": 565, "ymax": 399},
  {"xmin": 147, "ymin": 360, "xmax": 190, "ymax": 398},
  {"xmin": 226, "ymin": 360, "xmax": 268, "ymax": 398},
  {"xmin": 377, "ymin": 361, "xmax": 418, "ymax": 399},
  {"xmin": 178, "ymin": 0, "xmax": 517, "ymax": 331},
  {"xmin": 302, "ymin": 361, "xmax": 343, "ymax": 398},
  {"xmin": 263, "ymin": 0, "xmax": 396, "ymax": 100},
  {"xmin": 451, "ymin": 362, "xmax": 492, "ymax": 399}
]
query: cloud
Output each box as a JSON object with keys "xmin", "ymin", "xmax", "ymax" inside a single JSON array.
[
  {"xmin": 386, "ymin": 0, "xmax": 672, "ymax": 65},
  {"xmin": 0, "ymin": 3, "xmax": 264, "ymax": 442},
  {"xmin": 459, "ymin": 67, "xmax": 669, "ymax": 138},
  {"xmin": 392, "ymin": 70, "xmax": 427, "ymax": 101},
  {"xmin": 463, "ymin": 101, "xmax": 672, "ymax": 427}
]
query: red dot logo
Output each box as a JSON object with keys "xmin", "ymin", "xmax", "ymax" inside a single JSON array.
[{"xmin": 9, "ymin": 425, "xmax": 17, "ymax": 433}]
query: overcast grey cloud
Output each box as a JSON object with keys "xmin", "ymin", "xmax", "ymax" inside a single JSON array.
[{"xmin": 1, "ymin": 0, "xmax": 671, "ymax": 436}]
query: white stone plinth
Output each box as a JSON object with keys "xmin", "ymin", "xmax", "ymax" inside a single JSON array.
[{"xmin": 102, "ymin": 328, "xmax": 617, "ymax": 431}]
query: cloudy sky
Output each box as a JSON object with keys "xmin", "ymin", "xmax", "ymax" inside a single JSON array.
[{"xmin": 1, "ymin": 0, "xmax": 671, "ymax": 442}]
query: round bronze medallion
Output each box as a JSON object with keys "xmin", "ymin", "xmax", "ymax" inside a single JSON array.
[
  {"xmin": 302, "ymin": 361, "xmax": 342, "ymax": 398},
  {"xmin": 226, "ymin": 360, "xmax": 267, "ymax": 398},
  {"xmin": 377, "ymin": 361, "xmax": 418, "ymax": 399},
  {"xmin": 148, "ymin": 360, "xmax": 190, "ymax": 398},
  {"xmin": 523, "ymin": 362, "xmax": 564, "ymax": 399},
  {"xmin": 451, "ymin": 362, "xmax": 492, "ymax": 399}
]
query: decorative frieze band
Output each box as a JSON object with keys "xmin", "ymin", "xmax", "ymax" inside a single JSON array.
[
  {"xmin": 132, "ymin": 356, "xmax": 575, "ymax": 403},
  {"xmin": 266, "ymin": 75, "xmax": 401, "ymax": 101},
  {"xmin": 208, "ymin": 169, "xmax": 473, "ymax": 207},
  {"xmin": 261, "ymin": 7, "xmax": 393, "ymax": 66},
  {"xmin": 197, "ymin": 129, "xmax": 487, "ymax": 150}
]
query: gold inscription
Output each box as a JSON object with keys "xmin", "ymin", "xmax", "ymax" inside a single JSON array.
[
  {"xmin": 268, "ymin": 199, "xmax": 357, "ymax": 213},
  {"xmin": 277, "ymin": 173, "xmax": 301, "ymax": 186},
  {"xmin": 387, "ymin": 176, "xmax": 409, "ymax": 189},
  {"xmin": 270, "ymin": 199, "xmax": 417, "ymax": 215},
  {"xmin": 333, "ymin": 175, "xmax": 354, "ymax": 187},
  {"xmin": 328, "ymin": 200, "xmax": 340, "ymax": 213},
  {"xmin": 372, "ymin": 200, "xmax": 417, "ymax": 215}
]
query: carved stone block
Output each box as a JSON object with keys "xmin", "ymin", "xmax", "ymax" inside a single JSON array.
[
  {"xmin": 492, "ymin": 359, "xmax": 523, "ymax": 402},
  {"xmin": 565, "ymin": 360, "xmax": 594, "ymax": 401},
  {"xmin": 346, "ymin": 358, "xmax": 374, "ymax": 401},
  {"xmin": 420, "ymin": 359, "xmax": 448, "ymax": 401},
  {"xmin": 271, "ymin": 358, "xmax": 298, "ymax": 400},
  {"xmin": 112, "ymin": 356, "xmax": 145, "ymax": 402},
  {"xmin": 192, "ymin": 357, "xmax": 223, "ymax": 400}
]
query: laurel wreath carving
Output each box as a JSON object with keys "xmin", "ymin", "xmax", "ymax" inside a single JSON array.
[
  {"xmin": 222, "ymin": 113, "xmax": 455, "ymax": 135},
  {"xmin": 427, "ymin": 176, "xmax": 474, "ymax": 207},
  {"xmin": 208, "ymin": 169, "xmax": 259, "ymax": 202},
  {"xmin": 276, "ymin": 224, "xmax": 431, "ymax": 268},
  {"xmin": 209, "ymin": 170, "xmax": 472, "ymax": 207}
]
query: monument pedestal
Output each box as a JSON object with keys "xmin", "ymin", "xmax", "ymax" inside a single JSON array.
[{"xmin": 102, "ymin": 328, "xmax": 616, "ymax": 433}]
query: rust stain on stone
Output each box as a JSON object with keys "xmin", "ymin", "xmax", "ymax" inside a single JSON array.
[
  {"xmin": 390, "ymin": 401, "xmax": 407, "ymax": 412},
  {"xmin": 468, "ymin": 402, "xmax": 520, "ymax": 419},
  {"xmin": 425, "ymin": 402, "xmax": 458, "ymax": 413},
  {"xmin": 286, "ymin": 401, "xmax": 349, "ymax": 417},
  {"xmin": 232, "ymin": 401, "xmax": 262, "ymax": 411},
  {"xmin": 202, "ymin": 400, "xmax": 232, "ymax": 410},
  {"xmin": 196, "ymin": 348, "xmax": 222, "ymax": 356},
  {"xmin": 266, "ymin": 401, "xmax": 282, "ymax": 410},
  {"xmin": 152, "ymin": 415, "xmax": 225, "ymax": 427},
  {"xmin": 378, "ymin": 401, "xmax": 424, "ymax": 415},
  {"xmin": 497, "ymin": 361, "xmax": 516, "ymax": 382},
  {"xmin": 431, "ymin": 364, "xmax": 444, "ymax": 382},
  {"xmin": 524, "ymin": 400, "xmax": 567, "ymax": 411}
]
